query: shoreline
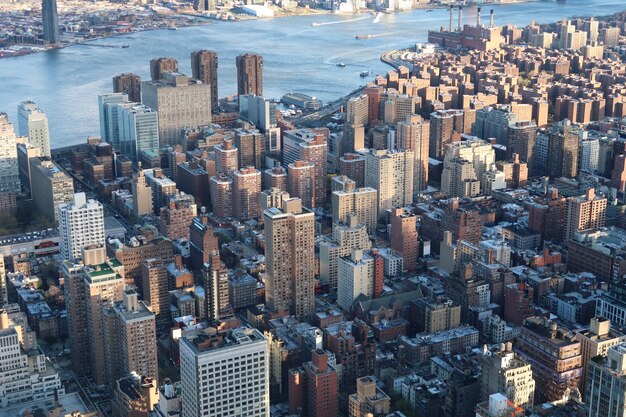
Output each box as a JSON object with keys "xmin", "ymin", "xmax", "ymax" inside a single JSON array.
[{"xmin": 0, "ymin": 1, "xmax": 537, "ymax": 60}]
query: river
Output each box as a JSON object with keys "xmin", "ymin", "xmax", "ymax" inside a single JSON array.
[{"xmin": 0, "ymin": 0, "xmax": 624, "ymax": 147}]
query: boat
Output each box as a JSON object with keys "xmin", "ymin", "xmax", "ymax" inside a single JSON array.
[
  {"xmin": 336, "ymin": 62, "xmax": 346, "ymax": 67},
  {"xmin": 360, "ymin": 70, "xmax": 370, "ymax": 77},
  {"xmin": 356, "ymin": 34, "xmax": 373, "ymax": 39},
  {"xmin": 121, "ymin": 44, "xmax": 129, "ymax": 48},
  {"xmin": 168, "ymin": 26, "xmax": 177, "ymax": 30},
  {"xmin": 426, "ymin": 9, "xmax": 434, "ymax": 12},
  {"xmin": 311, "ymin": 22, "xmax": 321, "ymax": 26}
]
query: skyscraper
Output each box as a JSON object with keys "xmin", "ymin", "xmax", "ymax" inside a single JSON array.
[
  {"xmin": 236, "ymin": 53, "xmax": 263, "ymax": 96},
  {"xmin": 0, "ymin": 114, "xmax": 20, "ymax": 212},
  {"xmin": 214, "ymin": 138, "xmax": 239, "ymax": 175},
  {"xmin": 113, "ymin": 73, "xmax": 142, "ymax": 103},
  {"xmin": 104, "ymin": 290, "xmax": 158, "ymax": 385},
  {"xmin": 29, "ymin": 157, "xmax": 74, "ymax": 222},
  {"xmin": 289, "ymin": 350, "xmax": 339, "ymax": 417},
  {"xmin": 287, "ymin": 161, "xmax": 315, "ymax": 209},
  {"xmin": 42, "ymin": 0, "xmax": 59, "ymax": 44},
  {"xmin": 141, "ymin": 72, "xmax": 212, "ymax": 147},
  {"xmin": 235, "ymin": 129, "xmax": 265, "ymax": 169},
  {"xmin": 132, "ymin": 167, "xmax": 154, "ymax": 217},
  {"xmin": 191, "ymin": 50, "xmax": 219, "ymax": 111},
  {"xmin": 209, "ymin": 174, "xmax": 233, "ymax": 219},
  {"xmin": 264, "ymin": 198, "xmax": 315, "ymax": 321},
  {"xmin": 232, "ymin": 167, "xmax": 262, "ymax": 220},
  {"xmin": 331, "ymin": 182, "xmax": 378, "ymax": 235},
  {"xmin": 337, "ymin": 249, "xmax": 374, "ymax": 311},
  {"xmin": 283, "ymin": 128, "xmax": 328, "ymax": 208},
  {"xmin": 180, "ymin": 327, "xmax": 270, "ymax": 417},
  {"xmin": 396, "ymin": 115, "xmax": 430, "ymax": 196},
  {"xmin": 141, "ymin": 258, "xmax": 170, "ymax": 329},
  {"xmin": 547, "ymin": 120, "xmax": 579, "ymax": 178},
  {"xmin": 58, "ymin": 192, "xmax": 105, "ymax": 261},
  {"xmin": 150, "ymin": 57, "xmax": 179, "ymax": 81},
  {"xmin": 98, "ymin": 92, "xmax": 129, "ymax": 149},
  {"xmin": 390, "ymin": 208, "xmax": 419, "ymax": 273},
  {"xmin": 118, "ymin": 103, "xmax": 160, "ymax": 161},
  {"xmin": 362, "ymin": 148, "xmax": 414, "ymax": 215},
  {"xmin": 429, "ymin": 110, "xmax": 455, "ymax": 159},
  {"xmin": 564, "ymin": 188, "xmax": 607, "ymax": 242},
  {"xmin": 204, "ymin": 252, "xmax": 231, "ymax": 321},
  {"xmin": 17, "ymin": 101, "xmax": 51, "ymax": 157},
  {"xmin": 507, "ymin": 120, "xmax": 537, "ymax": 174}
]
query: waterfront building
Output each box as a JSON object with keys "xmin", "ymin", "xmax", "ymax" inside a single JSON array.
[
  {"xmin": 118, "ymin": 103, "xmax": 160, "ymax": 161},
  {"xmin": 236, "ymin": 53, "xmax": 263, "ymax": 96},
  {"xmin": 113, "ymin": 73, "xmax": 142, "ymax": 103},
  {"xmin": 18, "ymin": 100, "xmax": 51, "ymax": 157},
  {"xmin": 142, "ymin": 72, "xmax": 212, "ymax": 147},
  {"xmin": 150, "ymin": 57, "xmax": 179, "ymax": 81},
  {"xmin": 42, "ymin": 0, "xmax": 59, "ymax": 44},
  {"xmin": 191, "ymin": 50, "xmax": 219, "ymax": 111}
]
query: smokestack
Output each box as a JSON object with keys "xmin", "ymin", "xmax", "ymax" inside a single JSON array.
[
  {"xmin": 477, "ymin": 7, "xmax": 481, "ymax": 27},
  {"xmin": 490, "ymin": 9, "xmax": 494, "ymax": 28},
  {"xmin": 449, "ymin": 5, "xmax": 453, "ymax": 32},
  {"xmin": 458, "ymin": 6, "xmax": 463, "ymax": 32}
]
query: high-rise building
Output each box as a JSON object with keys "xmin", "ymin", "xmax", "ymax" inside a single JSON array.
[
  {"xmin": 576, "ymin": 318, "xmax": 626, "ymax": 395},
  {"xmin": 191, "ymin": 50, "xmax": 219, "ymax": 111},
  {"xmin": 179, "ymin": 327, "xmax": 270, "ymax": 417},
  {"xmin": 150, "ymin": 57, "xmax": 179, "ymax": 81},
  {"xmin": 528, "ymin": 188, "xmax": 568, "ymax": 242},
  {"xmin": 0, "ymin": 114, "xmax": 20, "ymax": 212},
  {"xmin": 188, "ymin": 212, "xmax": 219, "ymax": 271},
  {"xmin": 411, "ymin": 297, "xmax": 461, "ymax": 333},
  {"xmin": 144, "ymin": 168, "xmax": 177, "ymax": 214},
  {"xmin": 204, "ymin": 252, "xmax": 231, "ymax": 321},
  {"xmin": 17, "ymin": 101, "xmax": 51, "ymax": 157},
  {"xmin": 111, "ymin": 375, "xmax": 159, "ymax": 417},
  {"xmin": 348, "ymin": 376, "xmax": 390, "ymax": 417},
  {"xmin": 264, "ymin": 166, "xmax": 287, "ymax": 192},
  {"xmin": 283, "ymin": 129, "xmax": 328, "ymax": 208},
  {"xmin": 319, "ymin": 215, "xmax": 372, "ymax": 292},
  {"xmin": 132, "ymin": 167, "xmax": 153, "ymax": 217},
  {"xmin": 234, "ymin": 129, "xmax": 265, "ymax": 169},
  {"xmin": 236, "ymin": 53, "xmax": 263, "ymax": 96},
  {"xmin": 158, "ymin": 192, "xmax": 197, "ymax": 241},
  {"xmin": 142, "ymin": 72, "xmax": 212, "ymax": 147},
  {"xmin": 58, "ymin": 192, "xmax": 105, "ymax": 261},
  {"xmin": 547, "ymin": 120, "xmax": 579, "ymax": 178},
  {"xmin": 564, "ymin": 188, "xmax": 607, "ymax": 242},
  {"xmin": 209, "ymin": 174, "xmax": 233, "ymax": 219},
  {"xmin": 288, "ymin": 161, "xmax": 315, "ymax": 209},
  {"xmin": 17, "ymin": 142, "xmax": 41, "ymax": 196},
  {"xmin": 0, "ymin": 257, "xmax": 6, "ymax": 306},
  {"xmin": 232, "ymin": 167, "xmax": 262, "ymax": 220},
  {"xmin": 390, "ymin": 208, "xmax": 419, "ymax": 272},
  {"xmin": 141, "ymin": 258, "xmax": 170, "ymax": 329},
  {"xmin": 339, "ymin": 153, "xmax": 365, "ymax": 188},
  {"xmin": 29, "ymin": 157, "xmax": 74, "ymax": 222},
  {"xmin": 586, "ymin": 343, "xmax": 626, "ymax": 417},
  {"xmin": 441, "ymin": 138, "xmax": 496, "ymax": 197},
  {"xmin": 214, "ymin": 138, "xmax": 239, "ymax": 175},
  {"xmin": 113, "ymin": 73, "xmax": 142, "ymax": 103},
  {"xmin": 118, "ymin": 103, "xmax": 160, "ymax": 161},
  {"xmin": 260, "ymin": 187, "xmax": 289, "ymax": 211},
  {"xmin": 264, "ymin": 198, "xmax": 315, "ymax": 321},
  {"xmin": 481, "ymin": 344, "xmax": 535, "ymax": 409},
  {"xmin": 507, "ymin": 121, "xmax": 537, "ymax": 174},
  {"xmin": 337, "ymin": 249, "xmax": 374, "ymax": 311},
  {"xmin": 429, "ymin": 110, "xmax": 455, "ymax": 159},
  {"xmin": 331, "ymin": 181, "xmax": 378, "ymax": 235},
  {"xmin": 504, "ymin": 282, "xmax": 534, "ymax": 325},
  {"xmin": 104, "ymin": 290, "xmax": 158, "ymax": 385},
  {"xmin": 396, "ymin": 115, "xmax": 430, "ymax": 196},
  {"xmin": 362, "ymin": 148, "xmax": 414, "ymax": 215},
  {"xmin": 612, "ymin": 154, "xmax": 626, "ymax": 193},
  {"xmin": 516, "ymin": 316, "xmax": 582, "ymax": 403},
  {"xmin": 0, "ymin": 309, "xmax": 65, "ymax": 408},
  {"xmin": 289, "ymin": 350, "xmax": 338, "ymax": 417},
  {"xmin": 42, "ymin": 0, "xmax": 59, "ymax": 44},
  {"xmin": 84, "ymin": 254, "xmax": 126, "ymax": 385},
  {"xmin": 473, "ymin": 105, "xmax": 518, "ymax": 146},
  {"xmin": 98, "ymin": 92, "xmax": 129, "ymax": 149}
]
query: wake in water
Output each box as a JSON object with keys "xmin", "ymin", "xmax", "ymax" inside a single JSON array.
[
  {"xmin": 373, "ymin": 12, "xmax": 382, "ymax": 23},
  {"xmin": 311, "ymin": 15, "xmax": 371, "ymax": 26}
]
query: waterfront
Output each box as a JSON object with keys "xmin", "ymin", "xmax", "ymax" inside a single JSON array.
[{"xmin": 0, "ymin": 0, "xmax": 625, "ymax": 147}]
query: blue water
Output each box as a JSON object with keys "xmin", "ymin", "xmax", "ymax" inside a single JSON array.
[{"xmin": 0, "ymin": 0, "xmax": 624, "ymax": 147}]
